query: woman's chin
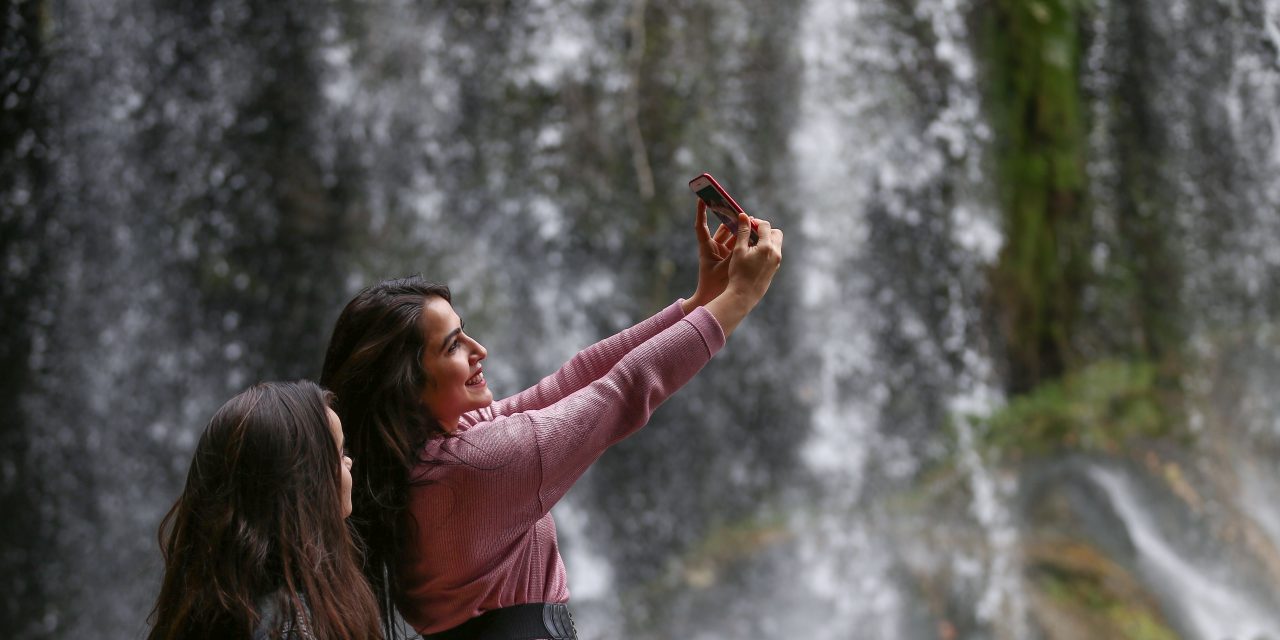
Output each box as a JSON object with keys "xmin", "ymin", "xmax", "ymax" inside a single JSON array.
[{"xmin": 470, "ymin": 388, "xmax": 493, "ymax": 407}]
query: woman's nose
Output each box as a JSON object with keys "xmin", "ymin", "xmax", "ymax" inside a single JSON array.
[{"xmin": 472, "ymin": 341, "xmax": 487, "ymax": 361}]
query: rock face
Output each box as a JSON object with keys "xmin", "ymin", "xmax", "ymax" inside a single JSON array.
[{"xmin": 1020, "ymin": 457, "xmax": 1177, "ymax": 640}]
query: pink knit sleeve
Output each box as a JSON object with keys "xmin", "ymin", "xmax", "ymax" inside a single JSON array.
[
  {"xmin": 428, "ymin": 307, "xmax": 725, "ymax": 526},
  {"xmin": 470, "ymin": 300, "xmax": 689, "ymax": 423},
  {"xmin": 526, "ymin": 307, "xmax": 725, "ymax": 512}
]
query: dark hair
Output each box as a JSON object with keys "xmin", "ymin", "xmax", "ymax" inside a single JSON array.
[
  {"xmin": 319, "ymin": 275, "xmax": 451, "ymax": 638},
  {"xmin": 147, "ymin": 380, "xmax": 382, "ymax": 640}
]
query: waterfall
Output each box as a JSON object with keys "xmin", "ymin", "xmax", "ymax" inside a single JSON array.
[
  {"xmin": 1089, "ymin": 467, "xmax": 1280, "ymax": 638},
  {"xmin": 4, "ymin": 0, "xmax": 1280, "ymax": 638}
]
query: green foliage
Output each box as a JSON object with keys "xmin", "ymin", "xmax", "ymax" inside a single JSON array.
[
  {"xmin": 1024, "ymin": 539, "xmax": 1178, "ymax": 639},
  {"xmin": 1037, "ymin": 571, "xmax": 1178, "ymax": 640},
  {"xmin": 977, "ymin": 359, "xmax": 1179, "ymax": 458},
  {"xmin": 985, "ymin": 0, "xmax": 1093, "ymax": 391},
  {"xmin": 981, "ymin": 0, "xmax": 1193, "ymax": 453}
]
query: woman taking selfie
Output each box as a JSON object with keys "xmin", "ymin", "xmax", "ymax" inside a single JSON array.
[
  {"xmin": 321, "ymin": 205, "xmax": 782, "ymax": 639},
  {"xmin": 147, "ymin": 381, "xmax": 382, "ymax": 640}
]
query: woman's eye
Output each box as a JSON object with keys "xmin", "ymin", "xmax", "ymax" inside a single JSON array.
[{"xmin": 448, "ymin": 340, "xmax": 460, "ymax": 354}]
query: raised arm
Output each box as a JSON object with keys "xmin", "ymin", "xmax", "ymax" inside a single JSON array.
[
  {"xmin": 479, "ymin": 300, "xmax": 688, "ymax": 419},
  {"xmin": 533, "ymin": 212, "xmax": 782, "ymax": 511},
  {"xmin": 435, "ymin": 306, "xmax": 726, "ymax": 527},
  {"xmin": 441, "ymin": 211, "xmax": 783, "ymax": 527},
  {"xmin": 529, "ymin": 307, "xmax": 725, "ymax": 510},
  {"xmin": 471, "ymin": 201, "xmax": 750, "ymax": 422}
]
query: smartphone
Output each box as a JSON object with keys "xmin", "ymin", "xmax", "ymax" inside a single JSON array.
[{"xmin": 688, "ymin": 173, "xmax": 760, "ymax": 244}]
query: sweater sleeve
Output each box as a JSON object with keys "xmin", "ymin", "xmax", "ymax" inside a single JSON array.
[
  {"xmin": 463, "ymin": 300, "xmax": 689, "ymax": 424},
  {"xmin": 528, "ymin": 307, "xmax": 724, "ymax": 512},
  {"xmin": 430, "ymin": 307, "xmax": 725, "ymax": 527}
]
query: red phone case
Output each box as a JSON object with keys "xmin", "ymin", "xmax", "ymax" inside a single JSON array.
[{"xmin": 688, "ymin": 173, "xmax": 760, "ymax": 241}]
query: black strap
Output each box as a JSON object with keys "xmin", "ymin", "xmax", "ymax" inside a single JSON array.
[{"xmin": 424, "ymin": 603, "xmax": 576, "ymax": 640}]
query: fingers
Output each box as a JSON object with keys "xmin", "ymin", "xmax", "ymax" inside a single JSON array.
[
  {"xmin": 706, "ymin": 223, "xmax": 730, "ymax": 258},
  {"xmin": 745, "ymin": 217, "xmax": 783, "ymax": 264},
  {"xmin": 712, "ymin": 222, "xmax": 732, "ymax": 245},
  {"xmin": 754, "ymin": 218, "xmax": 772, "ymax": 243},
  {"xmin": 695, "ymin": 200, "xmax": 711, "ymax": 243}
]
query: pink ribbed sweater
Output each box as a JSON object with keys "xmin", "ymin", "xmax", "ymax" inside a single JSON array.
[{"xmin": 397, "ymin": 302, "xmax": 726, "ymax": 633}]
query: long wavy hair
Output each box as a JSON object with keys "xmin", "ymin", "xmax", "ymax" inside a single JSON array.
[
  {"xmin": 319, "ymin": 276, "xmax": 452, "ymax": 638},
  {"xmin": 147, "ymin": 380, "xmax": 382, "ymax": 640}
]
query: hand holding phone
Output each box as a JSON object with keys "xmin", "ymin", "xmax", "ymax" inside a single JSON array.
[
  {"xmin": 702, "ymin": 209, "xmax": 784, "ymax": 338},
  {"xmin": 688, "ymin": 173, "xmax": 760, "ymax": 244}
]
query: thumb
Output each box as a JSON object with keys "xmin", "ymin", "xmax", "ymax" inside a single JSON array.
[{"xmin": 734, "ymin": 213, "xmax": 751, "ymax": 255}]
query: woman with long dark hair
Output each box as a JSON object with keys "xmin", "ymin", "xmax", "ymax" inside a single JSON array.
[
  {"xmin": 321, "ymin": 206, "xmax": 783, "ymax": 639},
  {"xmin": 147, "ymin": 380, "xmax": 383, "ymax": 640}
]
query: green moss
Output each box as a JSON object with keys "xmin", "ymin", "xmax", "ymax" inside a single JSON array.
[
  {"xmin": 972, "ymin": 359, "xmax": 1182, "ymax": 459},
  {"xmin": 1038, "ymin": 573, "xmax": 1178, "ymax": 640},
  {"xmin": 985, "ymin": 0, "xmax": 1093, "ymax": 392},
  {"xmin": 1027, "ymin": 540, "xmax": 1179, "ymax": 640}
]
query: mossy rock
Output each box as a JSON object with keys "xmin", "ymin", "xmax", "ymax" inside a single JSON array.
[
  {"xmin": 1025, "ymin": 539, "xmax": 1177, "ymax": 640},
  {"xmin": 972, "ymin": 359, "xmax": 1183, "ymax": 460}
]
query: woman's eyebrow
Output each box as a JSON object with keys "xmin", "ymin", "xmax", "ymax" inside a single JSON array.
[{"xmin": 439, "ymin": 323, "xmax": 463, "ymax": 352}]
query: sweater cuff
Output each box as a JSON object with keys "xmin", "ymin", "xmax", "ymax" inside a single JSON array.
[
  {"xmin": 669, "ymin": 299, "xmax": 691, "ymax": 319},
  {"xmin": 683, "ymin": 306, "xmax": 727, "ymax": 358}
]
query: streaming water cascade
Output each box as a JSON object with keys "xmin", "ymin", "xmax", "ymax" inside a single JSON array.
[{"xmin": 3, "ymin": 1, "xmax": 1280, "ymax": 638}]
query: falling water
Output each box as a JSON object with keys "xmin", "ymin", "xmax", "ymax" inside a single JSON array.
[
  {"xmin": 1090, "ymin": 467, "xmax": 1280, "ymax": 638},
  {"xmin": 5, "ymin": 0, "xmax": 1280, "ymax": 638}
]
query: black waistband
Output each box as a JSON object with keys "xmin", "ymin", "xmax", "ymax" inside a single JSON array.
[{"xmin": 423, "ymin": 602, "xmax": 577, "ymax": 640}]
